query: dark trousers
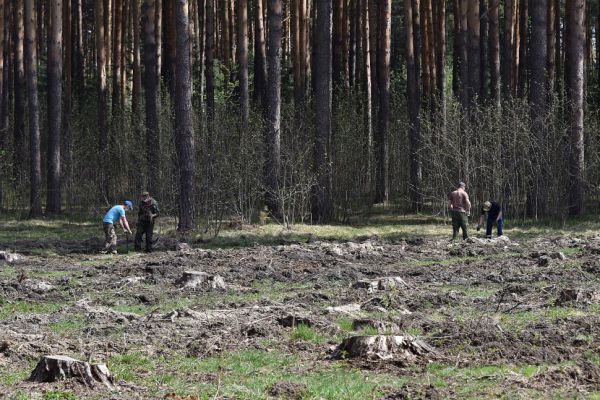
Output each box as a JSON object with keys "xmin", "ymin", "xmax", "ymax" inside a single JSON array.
[
  {"xmin": 486, "ymin": 218, "xmax": 504, "ymax": 238},
  {"xmin": 135, "ymin": 221, "xmax": 154, "ymax": 251},
  {"xmin": 451, "ymin": 211, "xmax": 468, "ymax": 240}
]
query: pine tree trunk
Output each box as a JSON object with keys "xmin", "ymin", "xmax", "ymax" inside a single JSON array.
[
  {"xmin": 143, "ymin": 0, "xmax": 160, "ymax": 195},
  {"xmin": 313, "ymin": 0, "xmax": 333, "ymax": 222},
  {"xmin": 13, "ymin": 0, "xmax": 26, "ymax": 184},
  {"xmin": 47, "ymin": 0, "xmax": 62, "ymax": 214},
  {"xmin": 253, "ymin": 0, "xmax": 267, "ymax": 105},
  {"xmin": 95, "ymin": 0, "xmax": 109, "ymax": 200},
  {"xmin": 479, "ymin": 0, "xmax": 488, "ymax": 100},
  {"xmin": 434, "ymin": 0, "xmax": 445, "ymax": 109},
  {"xmin": 0, "ymin": 0, "xmax": 4, "ymax": 207},
  {"xmin": 24, "ymin": 0, "xmax": 42, "ymax": 216},
  {"xmin": 567, "ymin": 0, "xmax": 585, "ymax": 215},
  {"xmin": 374, "ymin": 0, "xmax": 390, "ymax": 204},
  {"xmin": 529, "ymin": 0, "xmax": 548, "ymax": 217},
  {"xmin": 74, "ymin": 0, "xmax": 84, "ymax": 97},
  {"xmin": 112, "ymin": 0, "xmax": 122, "ymax": 117},
  {"xmin": 205, "ymin": 0, "xmax": 214, "ymax": 122},
  {"xmin": 132, "ymin": 0, "xmax": 141, "ymax": 122},
  {"xmin": 467, "ymin": 0, "xmax": 480, "ymax": 102},
  {"xmin": 265, "ymin": 0, "xmax": 282, "ymax": 215},
  {"xmin": 333, "ymin": 0, "xmax": 343, "ymax": 86},
  {"xmin": 406, "ymin": 0, "xmax": 421, "ymax": 210},
  {"xmin": 361, "ymin": 0, "xmax": 372, "ymax": 188},
  {"xmin": 237, "ymin": 0, "xmax": 249, "ymax": 136},
  {"xmin": 517, "ymin": 0, "xmax": 528, "ymax": 97},
  {"xmin": 458, "ymin": 0, "xmax": 468, "ymax": 108},
  {"xmin": 63, "ymin": 0, "xmax": 73, "ymax": 208},
  {"xmin": 547, "ymin": 0, "xmax": 556, "ymax": 93},
  {"xmin": 488, "ymin": 0, "xmax": 500, "ymax": 106},
  {"xmin": 175, "ymin": 0, "xmax": 195, "ymax": 231},
  {"xmin": 503, "ymin": 0, "xmax": 514, "ymax": 97}
]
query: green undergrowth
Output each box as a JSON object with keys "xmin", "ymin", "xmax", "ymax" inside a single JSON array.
[
  {"xmin": 0, "ymin": 299, "xmax": 64, "ymax": 321},
  {"xmin": 109, "ymin": 349, "xmax": 407, "ymax": 399}
]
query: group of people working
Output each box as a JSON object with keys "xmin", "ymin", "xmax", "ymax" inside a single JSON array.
[
  {"xmin": 448, "ymin": 181, "xmax": 504, "ymax": 240},
  {"xmin": 100, "ymin": 183, "xmax": 500, "ymax": 255},
  {"xmin": 101, "ymin": 191, "xmax": 160, "ymax": 254}
]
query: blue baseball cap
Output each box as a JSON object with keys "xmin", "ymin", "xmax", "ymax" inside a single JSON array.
[{"xmin": 125, "ymin": 200, "xmax": 134, "ymax": 210}]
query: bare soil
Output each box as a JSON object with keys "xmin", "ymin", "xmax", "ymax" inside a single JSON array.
[{"xmin": 0, "ymin": 233, "xmax": 599, "ymax": 399}]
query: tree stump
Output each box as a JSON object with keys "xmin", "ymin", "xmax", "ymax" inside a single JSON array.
[
  {"xmin": 333, "ymin": 335, "xmax": 436, "ymax": 361},
  {"xmin": 29, "ymin": 355, "xmax": 115, "ymax": 389},
  {"xmin": 177, "ymin": 271, "xmax": 226, "ymax": 290},
  {"xmin": 0, "ymin": 251, "xmax": 20, "ymax": 263}
]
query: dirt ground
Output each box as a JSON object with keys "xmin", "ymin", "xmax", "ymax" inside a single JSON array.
[{"xmin": 0, "ymin": 230, "xmax": 599, "ymax": 399}]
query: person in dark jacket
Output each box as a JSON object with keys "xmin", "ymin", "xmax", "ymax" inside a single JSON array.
[
  {"xmin": 477, "ymin": 201, "xmax": 503, "ymax": 239},
  {"xmin": 134, "ymin": 191, "xmax": 160, "ymax": 252}
]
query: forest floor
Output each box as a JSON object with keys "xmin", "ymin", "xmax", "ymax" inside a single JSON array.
[{"xmin": 0, "ymin": 214, "xmax": 599, "ymax": 399}]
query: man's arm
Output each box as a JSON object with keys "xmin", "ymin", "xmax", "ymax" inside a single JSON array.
[
  {"xmin": 120, "ymin": 216, "xmax": 132, "ymax": 234},
  {"xmin": 497, "ymin": 210, "xmax": 503, "ymax": 221},
  {"xmin": 464, "ymin": 193, "xmax": 472, "ymax": 214},
  {"xmin": 152, "ymin": 200, "xmax": 160, "ymax": 218}
]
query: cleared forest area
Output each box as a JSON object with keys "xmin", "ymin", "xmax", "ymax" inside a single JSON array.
[{"xmin": 0, "ymin": 217, "xmax": 599, "ymax": 399}]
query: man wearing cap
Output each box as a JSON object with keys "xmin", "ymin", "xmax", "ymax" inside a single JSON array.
[
  {"xmin": 477, "ymin": 201, "xmax": 503, "ymax": 239},
  {"xmin": 448, "ymin": 181, "xmax": 472, "ymax": 240},
  {"xmin": 101, "ymin": 201, "xmax": 134, "ymax": 254},
  {"xmin": 135, "ymin": 191, "xmax": 160, "ymax": 252}
]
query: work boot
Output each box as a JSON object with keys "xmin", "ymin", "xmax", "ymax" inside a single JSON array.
[{"xmin": 111, "ymin": 250, "xmax": 117, "ymax": 255}]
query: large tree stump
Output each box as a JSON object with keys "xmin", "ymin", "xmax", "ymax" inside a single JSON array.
[
  {"xmin": 29, "ymin": 355, "xmax": 115, "ymax": 389},
  {"xmin": 333, "ymin": 335, "xmax": 436, "ymax": 361},
  {"xmin": 177, "ymin": 271, "xmax": 226, "ymax": 290}
]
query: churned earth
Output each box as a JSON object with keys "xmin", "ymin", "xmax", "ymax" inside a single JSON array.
[{"xmin": 0, "ymin": 217, "xmax": 599, "ymax": 399}]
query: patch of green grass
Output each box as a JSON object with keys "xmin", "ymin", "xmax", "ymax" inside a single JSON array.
[
  {"xmin": 338, "ymin": 318, "xmax": 354, "ymax": 332},
  {"xmin": 110, "ymin": 352, "xmax": 155, "ymax": 382},
  {"xmin": 43, "ymin": 391, "xmax": 80, "ymax": 400},
  {"xmin": 0, "ymin": 267, "xmax": 17, "ymax": 277},
  {"xmin": 0, "ymin": 367, "xmax": 30, "ymax": 385},
  {"xmin": 291, "ymin": 323, "xmax": 323, "ymax": 343},
  {"xmin": 117, "ymin": 350, "xmax": 407, "ymax": 399},
  {"xmin": 499, "ymin": 307, "xmax": 586, "ymax": 332},
  {"xmin": 0, "ymin": 300, "xmax": 64, "ymax": 320},
  {"xmin": 48, "ymin": 316, "xmax": 86, "ymax": 334}
]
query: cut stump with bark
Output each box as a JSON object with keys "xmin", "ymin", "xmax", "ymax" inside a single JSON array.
[
  {"xmin": 29, "ymin": 355, "xmax": 115, "ymax": 389},
  {"xmin": 333, "ymin": 335, "xmax": 436, "ymax": 361},
  {"xmin": 177, "ymin": 271, "xmax": 226, "ymax": 290}
]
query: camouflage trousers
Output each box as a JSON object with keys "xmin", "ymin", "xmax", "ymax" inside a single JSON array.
[{"xmin": 103, "ymin": 223, "xmax": 117, "ymax": 252}]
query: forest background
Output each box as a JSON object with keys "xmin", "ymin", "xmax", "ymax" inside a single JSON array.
[{"xmin": 0, "ymin": 0, "xmax": 597, "ymax": 232}]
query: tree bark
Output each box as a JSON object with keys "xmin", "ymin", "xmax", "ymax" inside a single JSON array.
[
  {"xmin": 547, "ymin": 0, "xmax": 556, "ymax": 93},
  {"xmin": 467, "ymin": 0, "xmax": 480, "ymax": 102},
  {"xmin": 374, "ymin": 0, "xmax": 390, "ymax": 204},
  {"xmin": 13, "ymin": 0, "xmax": 26, "ymax": 183},
  {"xmin": 265, "ymin": 0, "xmax": 282, "ymax": 215},
  {"xmin": 205, "ymin": 0, "xmax": 214, "ymax": 122},
  {"xmin": 132, "ymin": 0, "xmax": 141, "ymax": 123},
  {"xmin": 253, "ymin": 0, "xmax": 267, "ymax": 105},
  {"xmin": 406, "ymin": 0, "xmax": 421, "ymax": 210},
  {"xmin": 112, "ymin": 0, "xmax": 122, "ymax": 117},
  {"xmin": 143, "ymin": 0, "xmax": 160, "ymax": 195},
  {"xmin": 479, "ymin": 0, "xmax": 488, "ymax": 100},
  {"xmin": 333, "ymin": 0, "xmax": 343, "ymax": 86},
  {"xmin": 0, "ymin": 0, "xmax": 4, "ymax": 207},
  {"xmin": 566, "ymin": 0, "xmax": 585, "ymax": 215},
  {"xmin": 458, "ymin": 0, "xmax": 468, "ymax": 108},
  {"xmin": 313, "ymin": 0, "xmax": 333, "ymax": 222},
  {"xmin": 488, "ymin": 0, "xmax": 500, "ymax": 106},
  {"xmin": 503, "ymin": 0, "xmax": 515, "ymax": 97},
  {"xmin": 74, "ymin": 0, "xmax": 84, "ymax": 97},
  {"xmin": 175, "ymin": 0, "xmax": 195, "ymax": 231},
  {"xmin": 434, "ymin": 0, "xmax": 445, "ymax": 109},
  {"xmin": 24, "ymin": 0, "xmax": 41, "ymax": 216},
  {"xmin": 529, "ymin": 0, "xmax": 548, "ymax": 217},
  {"xmin": 517, "ymin": 0, "xmax": 528, "ymax": 98},
  {"xmin": 237, "ymin": 0, "xmax": 249, "ymax": 138},
  {"xmin": 47, "ymin": 0, "xmax": 62, "ymax": 214},
  {"xmin": 361, "ymin": 0, "xmax": 372, "ymax": 187}
]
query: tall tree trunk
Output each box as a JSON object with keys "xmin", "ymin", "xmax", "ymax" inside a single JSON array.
[
  {"xmin": 253, "ymin": 0, "xmax": 267, "ymax": 105},
  {"xmin": 420, "ymin": 0, "xmax": 430, "ymax": 100},
  {"xmin": 547, "ymin": 0, "xmax": 556, "ymax": 93},
  {"xmin": 24, "ymin": 0, "xmax": 41, "ymax": 216},
  {"xmin": 361, "ymin": 0, "xmax": 372, "ymax": 187},
  {"xmin": 467, "ymin": 0, "xmax": 480, "ymax": 102},
  {"xmin": 132, "ymin": 0, "xmax": 141, "ymax": 128},
  {"xmin": 237, "ymin": 0, "xmax": 249, "ymax": 137},
  {"xmin": 265, "ymin": 0, "xmax": 282, "ymax": 215},
  {"xmin": 205, "ymin": 0, "xmax": 214, "ymax": 122},
  {"xmin": 175, "ymin": 0, "xmax": 195, "ymax": 231},
  {"xmin": 529, "ymin": 0, "xmax": 547, "ymax": 217},
  {"xmin": 517, "ymin": 0, "xmax": 528, "ymax": 97},
  {"xmin": 313, "ymin": 0, "xmax": 333, "ymax": 222},
  {"xmin": 143, "ymin": 0, "xmax": 160, "ymax": 195},
  {"xmin": 13, "ymin": 0, "xmax": 26, "ymax": 184},
  {"xmin": 0, "ymin": 0, "xmax": 4, "ymax": 207},
  {"xmin": 374, "ymin": 0, "xmax": 390, "ymax": 204},
  {"xmin": 566, "ymin": 0, "xmax": 585, "ymax": 215},
  {"xmin": 47, "ymin": 0, "xmax": 62, "ymax": 214},
  {"xmin": 452, "ymin": 0, "xmax": 459, "ymax": 96},
  {"xmin": 479, "ymin": 0, "xmax": 488, "ymax": 100},
  {"xmin": 112, "ymin": 0, "xmax": 122, "ymax": 117},
  {"xmin": 74, "ymin": 0, "xmax": 84, "ymax": 97},
  {"xmin": 488, "ymin": 0, "xmax": 500, "ymax": 106},
  {"xmin": 434, "ymin": 0, "xmax": 445, "ymax": 109},
  {"xmin": 458, "ymin": 0, "xmax": 468, "ymax": 108},
  {"xmin": 95, "ymin": 0, "xmax": 109, "ymax": 200},
  {"xmin": 406, "ymin": 0, "xmax": 421, "ymax": 209},
  {"xmin": 555, "ymin": 0, "xmax": 561, "ymax": 93},
  {"xmin": 333, "ymin": 0, "xmax": 343, "ymax": 86},
  {"xmin": 368, "ymin": 0, "xmax": 377, "ymax": 99},
  {"xmin": 64, "ymin": 0, "xmax": 73, "ymax": 208},
  {"xmin": 503, "ymin": 0, "xmax": 515, "ymax": 97}
]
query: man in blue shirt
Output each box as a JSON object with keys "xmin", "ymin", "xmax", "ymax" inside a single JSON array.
[
  {"xmin": 101, "ymin": 201, "xmax": 134, "ymax": 254},
  {"xmin": 477, "ymin": 201, "xmax": 503, "ymax": 239}
]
